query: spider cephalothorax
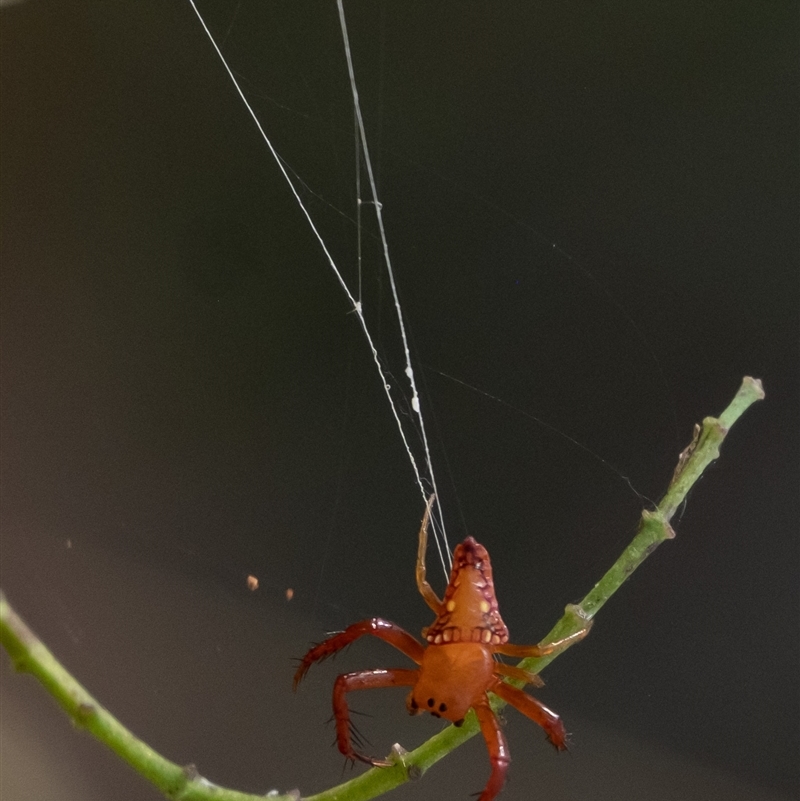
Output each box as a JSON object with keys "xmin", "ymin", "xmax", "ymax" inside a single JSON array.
[{"xmin": 293, "ymin": 496, "xmax": 590, "ymax": 801}]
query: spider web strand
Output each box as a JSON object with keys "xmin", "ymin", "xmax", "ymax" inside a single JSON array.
[
  {"xmin": 187, "ymin": 0, "xmax": 451, "ymax": 575},
  {"xmin": 337, "ymin": 0, "xmax": 451, "ymax": 571}
]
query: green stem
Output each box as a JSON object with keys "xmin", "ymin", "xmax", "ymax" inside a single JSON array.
[
  {"xmin": 517, "ymin": 375, "xmax": 765, "ymax": 677},
  {"xmin": 0, "ymin": 593, "xmax": 292, "ymax": 801},
  {"xmin": 0, "ymin": 377, "xmax": 764, "ymax": 801}
]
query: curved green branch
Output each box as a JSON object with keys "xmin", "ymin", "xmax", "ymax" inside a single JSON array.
[
  {"xmin": 0, "ymin": 377, "xmax": 764, "ymax": 801},
  {"xmin": 0, "ymin": 592, "xmax": 289, "ymax": 801},
  {"xmin": 516, "ymin": 375, "xmax": 765, "ymax": 678}
]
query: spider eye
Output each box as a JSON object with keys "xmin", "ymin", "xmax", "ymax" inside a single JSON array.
[
  {"xmin": 439, "ymin": 702, "xmax": 447, "ymax": 713},
  {"xmin": 427, "ymin": 698, "xmax": 435, "ymax": 707}
]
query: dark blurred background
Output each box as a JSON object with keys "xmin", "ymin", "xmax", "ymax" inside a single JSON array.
[{"xmin": 1, "ymin": 2, "xmax": 797, "ymax": 800}]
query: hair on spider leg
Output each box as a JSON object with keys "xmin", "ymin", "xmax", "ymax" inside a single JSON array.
[
  {"xmin": 324, "ymin": 707, "xmax": 375, "ymax": 727},
  {"xmin": 322, "ymin": 707, "xmax": 375, "ymax": 755},
  {"xmin": 346, "ymin": 716, "xmax": 372, "ymax": 752},
  {"xmin": 330, "ymin": 718, "xmax": 378, "ymax": 775},
  {"xmin": 339, "ymin": 755, "xmax": 357, "ymax": 777},
  {"xmin": 292, "ymin": 636, "xmax": 353, "ymax": 684},
  {"xmin": 308, "ymin": 631, "xmax": 347, "ymax": 651},
  {"xmin": 349, "ymin": 707, "xmax": 376, "ymax": 720}
]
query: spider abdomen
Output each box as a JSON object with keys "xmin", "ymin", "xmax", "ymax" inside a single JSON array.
[{"xmin": 410, "ymin": 642, "xmax": 495, "ymax": 722}]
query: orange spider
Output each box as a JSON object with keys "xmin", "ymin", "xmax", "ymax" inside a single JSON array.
[{"xmin": 293, "ymin": 496, "xmax": 591, "ymax": 801}]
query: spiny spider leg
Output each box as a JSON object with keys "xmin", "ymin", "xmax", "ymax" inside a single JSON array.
[
  {"xmin": 333, "ymin": 668, "xmax": 419, "ymax": 765},
  {"xmin": 293, "ymin": 618, "xmax": 424, "ymax": 688}
]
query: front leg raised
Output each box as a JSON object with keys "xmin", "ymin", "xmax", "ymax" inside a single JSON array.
[{"xmin": 293, "ymin": 618, "xmax": 425, "ymax": 688}]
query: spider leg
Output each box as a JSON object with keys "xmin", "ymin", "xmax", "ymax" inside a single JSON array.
[
  {"xmin": 333, "ymin": 668, "xmax": 419, "ymax": 766},
  {"xmin": 416, "ymin": 493, "xmax": 443, "ymax": 614},
  {"xmin": 491, "ymin": 679, "xmax": 568, "ymax": 750},
  {"xmin": 493, "ymin": 661, "xmax": 544, "ymax": 688},
  {"xmin": 474, "ymin": 700, "xmax": 511, "ymax": 801},
  {"xmin": 493, "ymin": 623, "xmax": 592, "ymax": 659},
  {"xmin": 293, "ymin": 618, "xmax": 425, "ymax": 688}
]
